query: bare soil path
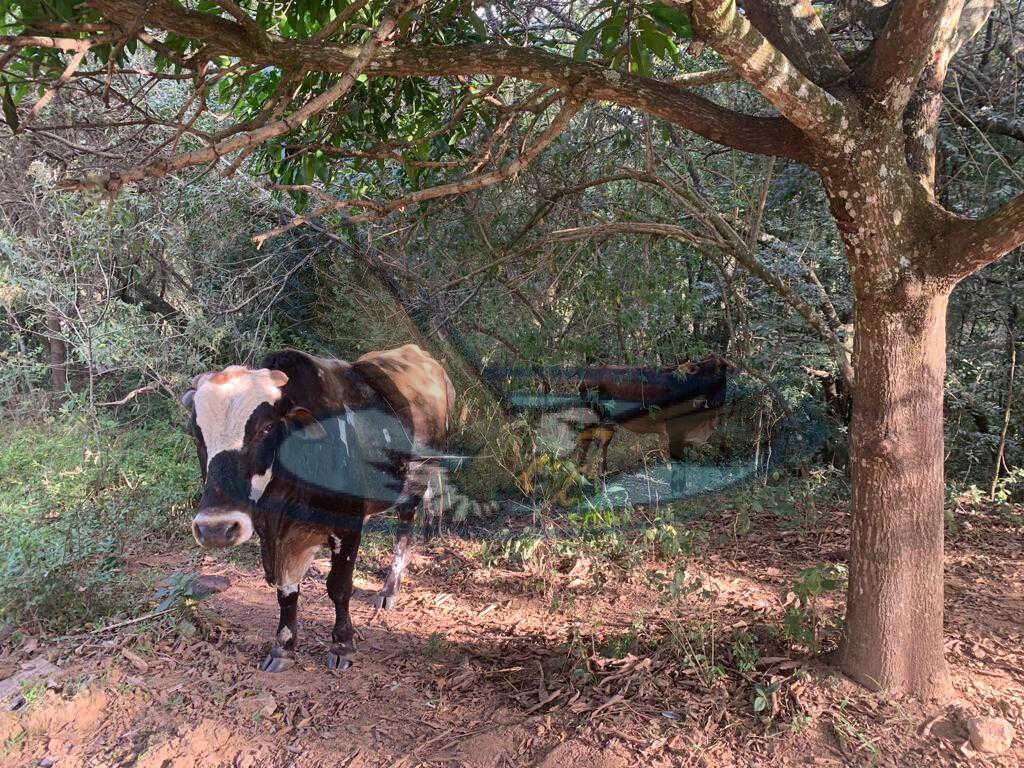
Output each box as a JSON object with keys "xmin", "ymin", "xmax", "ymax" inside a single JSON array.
[{"xmin": 1, "ymin": 504, "xmax": 1021, "ymax": 767}]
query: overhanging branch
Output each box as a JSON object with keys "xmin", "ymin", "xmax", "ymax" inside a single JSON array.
[
  {"xmin": 81, "ymin": 0, "xmax": 808, "ymax": 161},
  {"xmin": 741, "ymin": 0, "xmax": 850, "ymax": 86}
]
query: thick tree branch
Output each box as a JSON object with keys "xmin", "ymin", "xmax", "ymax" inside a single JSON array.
[
  {"xmin": 211, "ymin": 0, "xmax": 268, "ymax": 49},
  {"xmin": 741, "ymin": 0, "xmax": 850, "ymax": 85},
  {"xmin": 670, "ymin": 67, "xmax": 738, "ymax": 87},
  {"xmin": 85, "ymin": 0, "xmax": 808, "ymax": 160},
  {"xmin": 690, "ymin": 0, "xmax": 847, "ymax": 142},
  {"xmin": 939, "ymin": 192, "xmax": 1024, "ymax": 280},
  {"xmin": 950, "ymin": 108, "xmax": 1024, "ymax": 144},
  {"xmin": 858, "ymin": 0, "xmax": 966, "ymax": 114},
  {"xmin": 904, "ymin": 0, "xmax": 994, "ymax": 193}
]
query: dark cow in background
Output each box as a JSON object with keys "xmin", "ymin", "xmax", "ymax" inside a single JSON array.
[
  {"xmin": 574, "ymin": 354, "xmax": 731, "ymax": 476},
  {"xmin": 180, "ymin": 344, "xmax": 453, "ymax": 672}
]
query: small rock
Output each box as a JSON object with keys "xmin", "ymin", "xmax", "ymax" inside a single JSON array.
[
  {"xmin": 967, "ymin": 716, "xmax": 1014, "ymax": 754},
  {"xmin": 241, "ymin": 692, "xmax": 277, "ymax": 719},
  {"xmin": 121, "ymin": 649, "xmax": 149, "ymax": 673},
  {"xmin": 193, "ymin": 574, "xmax": 231, "ymax": 597},
  {"xmin": 38, "ymin": 758, "xmax": 56, "ymax": 768}
]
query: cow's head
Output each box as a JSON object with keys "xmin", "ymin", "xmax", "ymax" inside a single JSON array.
[
  {"xmin": 181, "ymin": 365, "xmax": 326, "ymax": 548},
  {"xmin": 677, "ymin": 360, "xmax": 701, "ymax": 375},
  {"xmin": 679, "ymin": 355, "xmax": 733, "ymax": 378}
]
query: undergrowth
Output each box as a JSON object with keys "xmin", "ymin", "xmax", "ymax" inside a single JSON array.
[{"xmin": 0, "ymin": 409, "xmax": 196, "ymax": 632}]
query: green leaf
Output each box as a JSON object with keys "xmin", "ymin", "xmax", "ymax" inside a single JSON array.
[
  {"xmin": 2, "ymin": 80, "xmax": 19, "ymax": 134},
  {"xmin": 573, "ymin": 25, "xmax": 600, "ymax": 61},
  {"xmin": 629, "ymin": 37, "xmax": 651, "ymax": 76},
  {"xmin": 600, "ymin": 10, "xmax": 627, "ymax": 54},
  {"xmin": 637, "ymin": 19, "xmax": 678, "ymax": 62},
  {"xmin": 646, "ymin": 3, "xmax": 694, "ymax": 38},
  {"xmin": 467, "ymin": 9, "xmax": 487, "ymax": 39}
]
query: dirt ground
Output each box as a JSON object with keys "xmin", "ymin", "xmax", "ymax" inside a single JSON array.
[{"xmin": 0, "ymin": 502, "xmax": 1021, "ymax": 767}]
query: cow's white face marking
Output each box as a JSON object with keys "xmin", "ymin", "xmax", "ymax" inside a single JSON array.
[
  {"xmin": 194, "ymin": 367, "xmax": 285, "ymax": 465},
  {"xmin": 250, "ymin": 467, "xmax": 273, "ymax": 502}
]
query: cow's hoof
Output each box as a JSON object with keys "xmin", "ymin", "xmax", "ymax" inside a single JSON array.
[
  {"xmin": 326, "ymin": 651, "xmax": 354, "ymax": 670},
  {"xmin": 372, "ymin": 593, "xmax": 397, "ymax": 610},
  {"xmin": 260, "ymin": 654, "xmax": 294, "ymax": 673}
]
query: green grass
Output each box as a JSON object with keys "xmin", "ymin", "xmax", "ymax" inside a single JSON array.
[{"xmin": 0, "ymin": 412, "xmax": 197, "ymax": 632}]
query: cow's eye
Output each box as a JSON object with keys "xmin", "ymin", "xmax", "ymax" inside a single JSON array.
[{"xmin": 257, "ymin": 423, "xmax": 275, "ymax": 439}]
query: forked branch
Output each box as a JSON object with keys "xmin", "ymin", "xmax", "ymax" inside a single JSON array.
[
  {"xmin": 689, "ymin": 0, "xmax": 847, "ymax": 142},
  {"xmin": 857, "ymin": 0, "xmax": 967, "ymax": 113},
  {"xmin": 741, "ymin": 0, "xmax": 850, "ymax": 85}
]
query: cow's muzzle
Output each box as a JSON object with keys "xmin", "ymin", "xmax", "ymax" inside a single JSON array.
[{"xmin": 191, "ymin": 510, "xmax": 254, "ymax": 548}]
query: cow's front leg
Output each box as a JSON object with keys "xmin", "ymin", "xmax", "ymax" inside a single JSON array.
[
  {"xmin": 374, "ymin": 504, "xmax": 414, "ymax": 610},
  {"xmin": 261, "ymin": 585, "xmax": 299, "ymax": 672},
  {"xmin": 326, "ymin": 530, "xmax": 361, "ymax": 670}
]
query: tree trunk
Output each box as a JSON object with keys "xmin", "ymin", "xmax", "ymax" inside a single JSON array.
[
  {"xmin": 46, "ymin": 309, "xmax": 68, "ymax": 396},
  {"xmin": 841, "ymin": 288, "xmax": 953, "ymax": 699}
]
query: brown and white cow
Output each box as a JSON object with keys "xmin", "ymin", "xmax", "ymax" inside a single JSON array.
[{"xmin": 180, "ymin": 344, "xmax": 453, "ymax": 672}]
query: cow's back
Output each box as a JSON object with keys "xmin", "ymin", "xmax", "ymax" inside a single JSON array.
[{"xmin": 353, "ymin": 344, "xmax": 452, "ymax": 450}]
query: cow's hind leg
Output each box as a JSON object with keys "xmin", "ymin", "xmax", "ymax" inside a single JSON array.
[
  {"xmin": 374, "ymin": 503, "xmax": 415, "ymax": 610},
  {"xmin": 596, "ymin": 424, "xmax": 614, "ymax": 475},
  {"xmin": 326, "ymin": 530, "xmax": 361, "ymax": 670},
  {"xmin": 421, "ymin": 471, "xmax": 442, "ymax": 542},
  {"xmin": 574, "ymin": 427, "xmax": 596, "ymax": 474},
  {"xmin": 261, "ymin": 585, "xmax": 300, "ymax": 672},
  {"xmin": 667, "ymin": 433, "xmax": 689, "ymax": 496}
]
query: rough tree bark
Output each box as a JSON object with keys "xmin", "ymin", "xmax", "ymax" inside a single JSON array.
[
  {"xmin": 844, "ymin": 290, "xmax": 952, "ymax": 695},
  {"xmin": 816, "ymin": 128, "xmax": 957, "ymax": 695}
]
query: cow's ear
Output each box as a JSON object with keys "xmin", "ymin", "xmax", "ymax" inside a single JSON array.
[
  {"xmin": 180, "ymin": 389, "xmax": 196, "ymax": 411},
  {"xmin": 285, "ymin": 406, "xmax": 328, "ymax": 440},
  {"xmin": 191, "ymin": 372, "xmax": 214, "ymax": 389}
]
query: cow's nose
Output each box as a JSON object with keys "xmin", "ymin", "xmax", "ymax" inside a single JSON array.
[
  {"xmin": 191, "ymin": 511, "xmax": 251, "ymax": 548},
  {"xmin": 193, "ymin": 521, "xmax": 238, "ymax": 548}
]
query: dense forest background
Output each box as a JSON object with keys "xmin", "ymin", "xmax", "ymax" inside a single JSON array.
[{"xmin": 0, "ymin": 3, "xmax": 1021, "ymax": 629}]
